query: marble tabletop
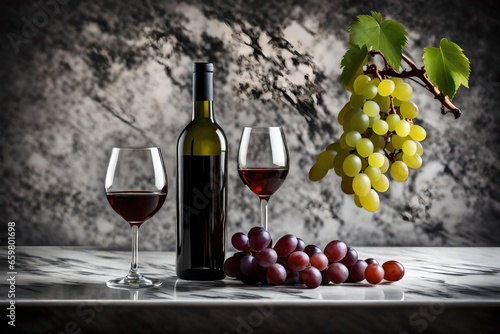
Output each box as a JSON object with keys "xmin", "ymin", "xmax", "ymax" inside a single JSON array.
[{"xmin": 1, "ymin": 246, "xmax": 499, "ymax": 333}]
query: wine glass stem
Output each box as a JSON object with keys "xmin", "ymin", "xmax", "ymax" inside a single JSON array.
[
  {"xmin": 260, "ymin": 198, "xmax": 269, "ymax": 231},
  {"xmin": 128, "ymin": 225, "xmax": 141, "ymax": 279}
]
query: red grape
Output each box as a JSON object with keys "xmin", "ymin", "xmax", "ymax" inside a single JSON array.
[
  {"xmin": 287, "ymin": 251, "xmax": 310, "ymax": 271},
  {"xmin": 365, "ymin": 263, "xmax": 385, "ymax": 284},
  {"xmin": 365, "ymin": 258, "xmax": 379, "ymax": 265},
  {"xmin": 240, "ymin": 255, "xmax": 257, "ymax": 276},
  {"xmin": 254, "ymin": 265, "xmax": 268, "ymax": 284},
  {"xmin": 324, "ymin": 240, "xmax": 348, "ymax": 262},
  {"xmin": 223, "ymin": 255, "xmax": 241, "ymax": 277},
  {"xmin": 255, "ymin": 248, "xmax": 278, "ymax": 268},
  {"xmin": 284, "ymin": 268, "xmax": 300, "ymax": 285},
  {"xmin": 320, "ymin": 269, "xmax": 330, "ymax": 285},
  {"xmin": 231, "ymin": 232, "xmax": 249, "ymax": 251},
  {"xmin": 382, "ymin": 260, "xmax": 405, "ymax": 282},
  {"xmin": 300, "ymin": 267, "xmax": 322, "ymax": 288},
  {"xmin": 349, "ymin": 259, "xmax": 368, "ymax": 282},
  {"xmin": 340, "ymin": 246, "xmax": 358, "ymax": 267},
  {"xmin": 294, "ymin": 238, "xmax": 306, "ymax": 252},
  {"xmin": 267, "ymin": 263, "xmax": 286, "ymax": 284},
  {"xmin": 248, "ymin": 226, "xmax": 264, "ymax": 238},
  {"xmin": 249, "ymin": 229, "xmax": 272, "ymax": 252},
  {"xmin": 273, "ymin": 234, "xmax": 298, "ymax": 257},
  {"xmin": 304, "ymin": 244, "xmax": 322, "ymax": 258},
  {"xmin": 327, "ymin": 262, "xmax": 349, "ymax": 284},
  {"xmin": 310, "ymin": 253, "xmax": 328, "ymax": 271}
]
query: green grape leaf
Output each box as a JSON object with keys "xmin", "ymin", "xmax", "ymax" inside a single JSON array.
[
  {"xmin": 423, "ymin": 38, "xmax": 470, "ymax": 100},
  {"xmin": 348, "ymin": 11, "xmax": 408, "ymax": 70},
  {"xmin": 340, "ymin": 44, "xmax": 368, "ymax": 91}
]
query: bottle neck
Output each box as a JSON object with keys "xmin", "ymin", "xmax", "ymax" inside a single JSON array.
[{"xmin": 192, "ymin": 101, "xmax": 214, "ymax": 121}]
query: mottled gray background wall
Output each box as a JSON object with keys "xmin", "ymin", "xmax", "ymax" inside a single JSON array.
[{"xmin": 1, "ymin": 0, "xmax": 499, "ymax": 250}]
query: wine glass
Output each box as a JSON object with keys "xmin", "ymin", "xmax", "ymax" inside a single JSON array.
[
  {"xmin": 237, "ymin": 127, "xmax": 289, "ymax": 231},
  {"xmin": 104, "ymin": 147, "xmax": 168, "ymax": 288}
]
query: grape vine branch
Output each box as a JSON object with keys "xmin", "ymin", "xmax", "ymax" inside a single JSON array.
[{"xmin": 364, "ymin": 50, "xmax": 461, "ymax": 119}]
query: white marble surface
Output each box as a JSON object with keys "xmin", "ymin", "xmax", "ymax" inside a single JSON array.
[
  {"xmin": 2, "ymin": 246, "xmax": 499, "ymax": 333},
  {"xmin": 3, "ymin": 246, "xmax": 499, "ymax": 303}
]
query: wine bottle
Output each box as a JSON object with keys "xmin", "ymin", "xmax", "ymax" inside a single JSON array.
[{"xmin": 176, "ymin": 62, "xmax": 227, "ymax": 280}]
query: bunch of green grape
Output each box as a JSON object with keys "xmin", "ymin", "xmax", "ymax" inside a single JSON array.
[{"xmin": 309, "ymin": 74, "xmax": 427, "ymax": 212}]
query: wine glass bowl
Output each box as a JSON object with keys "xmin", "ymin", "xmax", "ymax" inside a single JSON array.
[
  {"xmin": 237, "ymin": 127, "xmax": 289, "ymax": 230},
  {"xmin": 104, "ymin": 147, "xmax": 167, "ymax": 288}
]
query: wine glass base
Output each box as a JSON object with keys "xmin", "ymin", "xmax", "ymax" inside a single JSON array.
[{"xmin": 106, "ymin": 276, "xmax": 162, "ymax": 289}]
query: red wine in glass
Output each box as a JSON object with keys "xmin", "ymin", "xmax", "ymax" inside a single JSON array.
[
  {"xmin": 106, "ymin": 191, "xmax": 167, "ymax": 227},
  {"xmin": 238, "ymin": 168, "xmax": 289, "ymax": 200},
  {"xmin": 104, "ymin": 147, "xmax": 168, "ymax": 289},
  {"xmin": 237, "ymin": 127, "xmax": 289, "ymax": 230}
]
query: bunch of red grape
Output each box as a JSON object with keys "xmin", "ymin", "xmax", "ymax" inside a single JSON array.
[{"xmin": 224, "ymin": 227, "xmax": 405, "ymax": 289}]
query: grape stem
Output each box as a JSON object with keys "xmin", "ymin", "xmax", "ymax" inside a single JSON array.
[{"xmin": 365, "ymin": 50, "xmax": 462, "ymax": 119}]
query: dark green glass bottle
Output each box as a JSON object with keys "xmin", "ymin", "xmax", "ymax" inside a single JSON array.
[{"xmin": 176, "ymin": 62, "xmax": 227, "ymax": 280}]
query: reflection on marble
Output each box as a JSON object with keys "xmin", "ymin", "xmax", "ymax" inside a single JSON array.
[
  {"xmin": 1, "ymin": 246, "xmax": 499, "ymax": 333},
  {"xmin": 0, "ymin": 0, "xmax": 500, "ymax": 250}
]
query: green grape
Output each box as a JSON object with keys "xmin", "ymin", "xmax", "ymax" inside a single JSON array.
[
  {"xmin": 316, "ymin": 150, "xmax": 337, "ymax": 169},
  {"xmin": 350, "ymin": 111, "xmax": 370, "ymax": 133},
  {"xmin": 333, "ymin": 149, "xmax": 349, "ymax": 176},
  {"xmin": 395, "ymin": 120, "xmax": 411, "ymax": 137},
  {"xmin": 364, "ymin": 166, "xmax": 382, "ymax": 182},
  {"xmin": 345, "ymin": 131, "xmax": 362, "ymax": 147},
  {"xmin": 370, "ymin": 78, "xmax": 381, "ymax": 86},
  {"xmin": 386, "ymin": 114, "xmax": 401, "ymax": 132},
  {"xmin": 401, "ymin": 140, "xmax": 417, "ymax": 156},
  {"xmin": 350, "ymin": 93, "xmax": 366, "ymax": 108},
  {"xmin": 390, "ymin": 161, "xmax": 409, "ymax": 182},
  {"xmin": 339, "ymin": 132, "xmax": 350, "ymax": 149},
  {"xmin": 394, "ymin": 82, "xmax": 413, "ymax": 101},
  {"xmin": 343, "ymin": 154, "xmax": 362, "ymax": 177},
  {"xmin": 395, "ymin": 151, "xmax": 403, "ymax": 161},
  {"xmin": 360, "ymin": 154, "xmax": 368, "ymax": 170},
  {"xmin": 368, "ymin": 114, "xmax": 381, "ymax": 127},
  {"xmin": 409, "ymin": 124, "xmax": 427, "ymax": 141},
  {"xmin": 380, "ymin": 156, "xmax": 390, "ymax": 173},
  {"xmin": 342, "ymin": 108, "xmax": 358, "ymax": 125},
  {"xmin": 353, "ymin": 194, "xmax": 362, "ymax": 208},
  {"xmin": 372, "ymin": 174, "xmax": 390, "ymax": 192},
  {"xmin": 391, "ymin": 135, "xmax": 406, "ymax": 150},
  {"xmin": 341, "ymin": 176, "xmax": 355, "ymax": 195},
  {"xmin": 334, "ymin": 165, "xmax": 345, "ymax": 177},
  {"xmin": 386, "ymin": 141, "xmax": 395, "ymax": 152},
  {"xmin": 392, "ymin": 97, "xmax": 403, "ymax": 107},
  {"xmin": 372, "ymin": 94, "xmax": 390, "ymax": 112},
  {"xmin": 415, "ymin": 141, "xmax": 424, "ymax": 156},
  {"xmin": 360, "ymin": 189, "xmax": 380, "ymax": 212},
  {"xmin": 326, "ymin": 142, "xmax": 341, "ymax": 151},
  {"xmin": 391, "ymin": 77, "xmax": 403, "ymax": 86},
  {"xmin": 352, "ymin": 173, "xmax": 371, "ymax": 197},
  {"xmin": 363, "ymin": 83, "xmax": 378, "ymax": 99},
  {"xmin": 356, "ymin": 138, "xmax": 374, "ymax": 158},
  {"xmin": 309, "ymin": 164, "xmax": 328, "ymax": 181},
  {"xmin": 368, "ymin": 152, "xmax": 385, "ymax": 168},
  {"xmin": 370, "ymin": 134, "xmax": 386, "ymax": 149},
  {"xmin": 403, "ymin": 153, "xmax": 422, "ymax": 169},
  {"xmin": 334, "ymin": 149, "xmax": 349, "ymax": 168},
  {"xmin": 377, "ymin": 79, "xmax": 395, "ymax": 97},
  {"xmin": 353, "ymin": 75, "xmax": 371, "ymax": 95},
  {"xmin": 400, "ymin": 101, "xmax": 419, "ymax": 119},
  {"xmin": 372, "ymin": 119, "xmax": 389, "ymax": 135},
  {"xmin": 337, "ymin": 102, "xmax": 352, "ymax": 125},
  {"xmin": 363, "ymin": 100, "xmax": 380, "ymax": 117}
]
